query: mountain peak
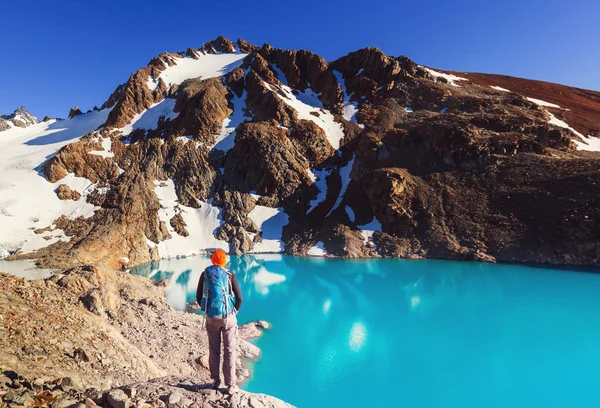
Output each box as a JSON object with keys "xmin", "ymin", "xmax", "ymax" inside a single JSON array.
[{"xmin": 0, "ymin": 106, "xmax": 40, "ymax": 131}]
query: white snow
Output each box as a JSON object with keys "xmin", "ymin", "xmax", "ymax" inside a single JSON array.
[
  {"xmin": 307, "ymin": 167, "xmax": 331, "ymax": 214},
  {"xmin": 0, "ymin": 259, "xmax": 55, "ymax": 280},
  {"xmin": 175, "ymin": 136, "xmax": 194, "ymax": 143},
  {"xmin": 88, "ymin": 136, "xmax": 114, "ymax": 158},
  {"xmin": 422, "ymin": 67, "xmax": 468, "ymax": 87},
  {"xmin": 248, "ymin": 205, "xmax": 289, "ymax": 253},
  {"xmin": 120, "ymin": 98, "xmax": 178, "ymax": 137},
  {"xmin": 358, "ymin": 216, "xmax": 382, "ymax": 246},
  {"xmin": 0, "ymin": 109, "xmax": 110, "ymax": 256},
  {"xmin": 490, "ymin": 86, "xmax": 511, "ymax": 92},
  {"xmin": 573, "ymin": 135, "xmax": 600, "ymax": 152},
  {"xmin": 345, "ymin": 205, "xmax": 356, "ymax": 222},
  {"xmin": 263, "ymin": 81, "xmax": 346, "ymax": 149},
  {"xmin": 153, "ymin": 179, "xmax": 228, "ymax": 258},
  {"xmin": 212, "ymin": 91, "xmax": 248, "ymax": 152},
  {"xmin": 270, "ymin": 64, "xmax": 288, "ymax": 86},
  {"xmin": 546, "ymin": 112, "xmax": 600, "ymax": 152},
  {"xmin": 326, "ymin": 154, "xmax": 355, "ymax": 217},
  {"xmin": 147, "ymin": 52, "xmax": 248, "ymax": 90},
  {"xmin": 527, "ymin": 97, "xmax": 561, "ymax": 109},
  {"xmin": 332, "ymin": 70, "xmax": 364, "ymax": 129},
  {"xmin": 307, "ymin": 241, "xmax": 327, "ymax": 256},
  {"xmin": 249, "ymin": 191, "xmax": 261, "ymax": 201}
]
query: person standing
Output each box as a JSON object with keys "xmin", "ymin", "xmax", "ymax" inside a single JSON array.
[{"xmin": 196, "ymin": 249, "xmax": 243, "ymax": 394}]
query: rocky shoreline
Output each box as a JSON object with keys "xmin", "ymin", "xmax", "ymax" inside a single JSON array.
[{"xmin": 0, "ymin": 266, "xmax": 292, "ymax": 407}]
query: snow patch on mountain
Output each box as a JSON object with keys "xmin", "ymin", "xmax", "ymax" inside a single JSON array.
[
  {"xmin": 121, "ymin": 98, "xmax": 178, "ymax": 137},
  {"xmin": 491, "ymin": 86, "xmax": 511, "ymax": 92},
  {"xmin": 358, "ymin": 216, "xmax": 382, "ymax": 247},
  {"xmin": 422, "ymin": 68, "xmax": 468, "ymax": 87},
  {"xmin": 248, "ymin": 205, "xmax": 289, "ymax": 253},
  {"xmin": 89, "ymin": 137, "xmax": 114, "ymax": 158},
  {"xmin": 263, "ymin": 81, "xmax": 346, "ymax": 149},
  {"xmin": 332, "ymin": 70, "xmax": 364, "ymax": 128},
  {"xmin": 152, "ymin": 179, "xmax": 228, "ymax": 259},
  {"xmin": 307, "ymin": 168, "xmax": 331, "ymax": 214},
  {"xmin": 0, "ymin": 110, "xmax": 111, "ymax": 256},
  {"xmin": 527, "ymin": 97, "xmax": 561, "ymax": 109},
  {"xmin": 147, "ymin": 52, "xmax": 248, "ymax": 90},
  {"xmin": 212, "ymin": 91, "xmax": 249, "ymax": 152},
  {"xmin": 546, "ymin": 112, "xmax": 600, "ymax": 152},
  {"xmin": 326, "ymin": 154, "xmax": 355, "ymax": 217},
  {"xmin": 345, "ymin": 205, "xmax": 356, "ymax": 222},
  {"xmin": 308, "ymin": 241, "xmax": 327, "ymax": 256}
]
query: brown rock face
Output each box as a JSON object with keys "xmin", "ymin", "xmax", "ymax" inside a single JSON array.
[
  {"xmin": 224, "ymin": 121, "xmax": 312, "ymax": 204},
  {"xmin": 55, "ymin": 184, "xmax": 81, "ymax": 201},
  {"xmin": 43, "ymin": 133, "xmax": 120, "ymax": 183},
  {"xmin": 103, "ymin": 70, "xmax": 164, "ymax": 128},
  {"xmin": 166, "ymin": 77, "xmax": 231, "ymax": 144},
  {"xmin": 199, "ymin": 35, "xmax": 236, "ymax": 54},
  {"xmin": 68, "ymin": 106, "xmax": 83, "ymax": 119}
]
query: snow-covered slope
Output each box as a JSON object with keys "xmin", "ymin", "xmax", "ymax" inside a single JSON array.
[
  {"xmin": 147, "ymin": 52, "xmax": 247, "ymax": 90},
  {"xmin": 0, "ymin": 110, "xmax": 110, "ymax": 257}
]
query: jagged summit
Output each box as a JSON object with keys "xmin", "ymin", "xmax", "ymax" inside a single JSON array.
[
  {"xmin": 0, "ymin": 106, "xmax": 40, "ymax": 131},
  {"xmin": 0, "ymin": 37, "xmax": 599, "ymax": 269}
]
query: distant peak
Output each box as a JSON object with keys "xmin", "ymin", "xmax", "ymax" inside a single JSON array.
[{"xmin": 0, "ymin": 106, "xmax": 40, "ymax": 130}]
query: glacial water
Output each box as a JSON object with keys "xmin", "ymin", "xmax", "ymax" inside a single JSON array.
[{"xmin": 131, "ymin": 255, "xmax": 600, "ymax": 407}]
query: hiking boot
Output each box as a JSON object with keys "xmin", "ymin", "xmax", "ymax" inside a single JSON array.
[
  {"xmin": 226, "ymin": 384, "xmax": 239, "ymax": 394},
  {"xmin": 211, "ymin": 379, "xmax": 221, "ymax": 390}
]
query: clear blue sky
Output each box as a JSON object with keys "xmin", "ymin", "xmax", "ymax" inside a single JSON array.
[{"xmin": 2, "ymin": 0, "xmax": 598, "ymax": 119}]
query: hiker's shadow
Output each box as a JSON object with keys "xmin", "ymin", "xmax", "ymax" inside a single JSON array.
[{"xmin": 177, "ymin": 382, "xmax": 214, "ymax": 393}]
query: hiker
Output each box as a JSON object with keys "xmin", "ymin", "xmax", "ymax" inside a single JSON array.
[{"xmin": 196, "ymin": 249, "xmax": 243, "ymax": 394}]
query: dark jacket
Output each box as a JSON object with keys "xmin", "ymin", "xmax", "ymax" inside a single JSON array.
[{"xmin": 196, "ymin": 268, "xmax": 243, "ymax": 312}]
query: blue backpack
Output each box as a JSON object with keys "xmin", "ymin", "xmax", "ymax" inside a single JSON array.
[{"xmin": 200, "ymin": 265, "xmax": 236, "ymax": 318}]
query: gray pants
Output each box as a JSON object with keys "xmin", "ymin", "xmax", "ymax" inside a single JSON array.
[{"xmin": 206, "ymin": 314, "xmax": 238, "ymax": 386}]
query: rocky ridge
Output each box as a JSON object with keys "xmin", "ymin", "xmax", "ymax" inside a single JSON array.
[
  {"xmin": 4, "ymin": 36, "xmax": 600, "ymax": 268},
  {"xmin": 0, "ymin": 267, "xmax": 291, "ymax": 407},
  {"xmin": 0, "ymin": 106, "xmax": 39, "ymax": 130}
]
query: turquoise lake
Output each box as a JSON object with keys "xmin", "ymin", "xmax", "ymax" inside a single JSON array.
[{"xmin": 131, "ymin": 255, "xmax": 600, "ymax": 407}]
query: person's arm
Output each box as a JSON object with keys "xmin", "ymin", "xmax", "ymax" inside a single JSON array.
[
  {"xmin": 196, "ymin": 272, "xmax": 205, "ymax": 306},
  {"xmin": 230, "ymin": 273, "xmax": 243, "ymax": 312}
]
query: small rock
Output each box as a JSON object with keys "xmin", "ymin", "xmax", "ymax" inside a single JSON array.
[
  {"xmin": 53, "ymin": 399, "xmax": 79, "ymax": 408},
  {"xmin": 124, "ymin": 387, "xmax": 136, "ymax": 399},
  {"xmin": 2, "ymin": 389, "xmax": 16, "ymax": 402},
  {"xmin": 106, "ymin": 389, "xmax": 130, "ymax": 408},
  {"xmin": 0, "ymin": 375, "xmax": 12, "ymax": 387},
  {"xmin": 12, "ymin": 391, "xmax": 34, "ymax": 406},
  {"xmin": 256, "ymin": 321, "xmax": 271, "ymax": 330},
  {"xmin": 249, "ymin": 396, "xmax": 266, "ymax": 408},
  {"xmin": 59, "ymin": 377, "xmax": 74, "ymax": 387},
  {"xmin": 167, "ymin": 391, "xmax": 182, "ymax": 405},
  {"xmin": 84, "ymin": 397, "xmax": 99, "ymax": 406}
]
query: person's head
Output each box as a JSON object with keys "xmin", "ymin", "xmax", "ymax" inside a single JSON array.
[{"xmin": 210, "ymin": 249, "xmax": 227, "ymax": 267}]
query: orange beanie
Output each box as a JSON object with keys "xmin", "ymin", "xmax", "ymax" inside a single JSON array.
[{"xmin": 210, "ymin": 249, "xmax": 227, "ymax": 267}]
